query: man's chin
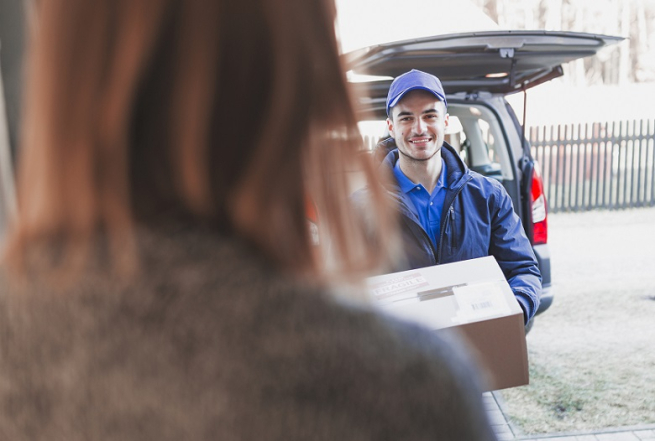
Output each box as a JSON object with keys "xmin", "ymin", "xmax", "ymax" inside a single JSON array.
[{"xmin": 398, "ymin": 148, "xmax": 440, "ymax": 162}]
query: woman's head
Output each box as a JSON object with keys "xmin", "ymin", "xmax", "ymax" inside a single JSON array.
[{"xmin": 7, "ymin": 0, "xmax": 396, "ymax": 281}]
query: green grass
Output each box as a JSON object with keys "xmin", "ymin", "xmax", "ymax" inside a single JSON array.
[
  {"xmin": 498, "ymin": 209, "xmax": 655, "ymax": 435},
  {"xmin": 503, "ymin": 340, "xmax": 655, "ymax": 434}
]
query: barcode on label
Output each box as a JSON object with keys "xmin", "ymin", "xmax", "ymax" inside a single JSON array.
[{"xmin": 471, "ymin": 301, "xmax": 493, "ymax": 311}]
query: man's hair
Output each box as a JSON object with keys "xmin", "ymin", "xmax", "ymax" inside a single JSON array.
[{"xmin": 5, "ymin": 0, "xmax": 397, "ymax": 283}]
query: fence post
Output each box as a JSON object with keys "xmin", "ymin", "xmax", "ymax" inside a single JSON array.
[
  {"xmin": 650, "ymin": 119, "xmax": 655, "ymax": 206},
  {"xmin": 528, "ymin": 118, "xmax": 655, "ymax": 213}
]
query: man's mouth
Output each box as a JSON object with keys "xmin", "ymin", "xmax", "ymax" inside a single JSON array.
[{"xmin": 409, "ymin": 137, "xmax": 432, "ymax": 145}]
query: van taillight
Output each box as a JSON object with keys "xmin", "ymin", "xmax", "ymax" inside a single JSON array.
[{"xmin": 531, "ymin": 163, "xmax": 548, "ymax": 245}]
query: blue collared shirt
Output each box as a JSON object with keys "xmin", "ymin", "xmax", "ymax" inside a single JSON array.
[{"xmin": 393, "ymin": 158, "xmax": 448, "ymax": 250}]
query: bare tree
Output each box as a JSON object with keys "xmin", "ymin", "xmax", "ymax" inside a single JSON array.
[
  {"xmin": 542, "ymin": 0, "xmax": 563, "ymax": 30},
  {"xmin": 461, "ymin": 0, "xmax": 653, "ymax": 85},
  {"xmin": 633, "ymin": 0, "xmax": 655, "ymax": 82},
  {"xmin": 618, "ymin": 0, "xmax": 632, "ymax": 84}
]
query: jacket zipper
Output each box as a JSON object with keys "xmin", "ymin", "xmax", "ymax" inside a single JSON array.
[
  {"xmin": 449, "ymin": 206, "xmax": 455, "ymax": 251},
  {"xmin": 423, "ymin": 226, "xmax": 439, "ymax": 265},
  {"xmin": 437, "ymin": 183, "xmax": 469, "ymax": 264},
  {"xmin": 404, "ymin": 213, "xmax": 439, "ymax": 265}
]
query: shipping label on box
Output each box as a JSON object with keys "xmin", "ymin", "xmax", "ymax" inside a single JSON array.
[{"xmin": 367, "ymin": 256, "xmax": 529, "ymax": 391}]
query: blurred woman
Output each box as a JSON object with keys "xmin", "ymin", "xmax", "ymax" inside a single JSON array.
[{"xmin": 0, "ymin": 0, "xmax": 496, "ymax": 439}]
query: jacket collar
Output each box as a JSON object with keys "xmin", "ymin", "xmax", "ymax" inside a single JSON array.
[{"xmin": 379, "ymin": 141, "xmax": 471, "ymax": 193}]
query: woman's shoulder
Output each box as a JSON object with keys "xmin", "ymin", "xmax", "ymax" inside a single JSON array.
[
  {"xmin": 239, "ymin": 275, "xmax": 495, "ymax": 438},
  {"xmin": 0, "ymin": 229, "xmax": 494, "ymax": 440}
]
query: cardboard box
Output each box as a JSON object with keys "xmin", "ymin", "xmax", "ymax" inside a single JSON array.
[{"xmin": 367, "ymin": 256, "xmax": 528, "ymax": 391}]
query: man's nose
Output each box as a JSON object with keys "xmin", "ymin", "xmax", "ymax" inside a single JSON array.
[{"xmin": 413, "ymin": 118, "xmax": 426, "ymax": 133}]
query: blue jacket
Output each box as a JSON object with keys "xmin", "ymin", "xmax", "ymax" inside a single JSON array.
[{"xmin": 354, "ymin": 142, "xmax": 541, "ymax": 323}]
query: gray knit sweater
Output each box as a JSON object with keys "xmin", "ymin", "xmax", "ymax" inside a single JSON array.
[{"xmin": 0, "ymin": 227, "xmax": 496, "ymax": 440}]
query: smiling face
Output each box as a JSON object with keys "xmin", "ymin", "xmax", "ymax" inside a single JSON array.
[{"xmin": 387, "ymin": 89, "xmax": 449, "ymax": 163}]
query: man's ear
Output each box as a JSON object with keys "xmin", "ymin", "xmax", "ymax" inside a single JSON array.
[
  {"xmin": 386, "ymin": 117, "xmax": 395, "ymax": 138},
  {"xmin": 444, "ymin": 113, "xmax": 449, "ymax": 128}
]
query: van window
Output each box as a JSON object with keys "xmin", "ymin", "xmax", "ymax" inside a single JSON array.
[{"xmin": 446, "ymin": 104, "xmax": 513, "ymax": 182}]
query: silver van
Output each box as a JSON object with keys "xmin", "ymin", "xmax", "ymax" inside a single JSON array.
[{"xmin": 346, "ymin": 30, "xmax": 623, "ymax": 322}]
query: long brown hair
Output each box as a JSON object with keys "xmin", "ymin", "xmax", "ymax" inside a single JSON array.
[{"xmin": 5, "ymin": 0, "xmax": 397, "ymax": 282}]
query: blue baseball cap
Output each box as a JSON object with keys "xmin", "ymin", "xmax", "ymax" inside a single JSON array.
[{"xmin": 386, "ymin": 69, "xmax": 447, "ymax": 117}]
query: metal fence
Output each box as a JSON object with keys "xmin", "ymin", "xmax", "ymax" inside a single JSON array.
[{"xmin": 529, "ymin": 119, "xmax": 655, "ymax": 213}]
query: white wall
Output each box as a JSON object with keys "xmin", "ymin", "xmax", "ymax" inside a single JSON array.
[{"xmin": 506, "ymin": 80, "xmax": 655, "ymax": 127}]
